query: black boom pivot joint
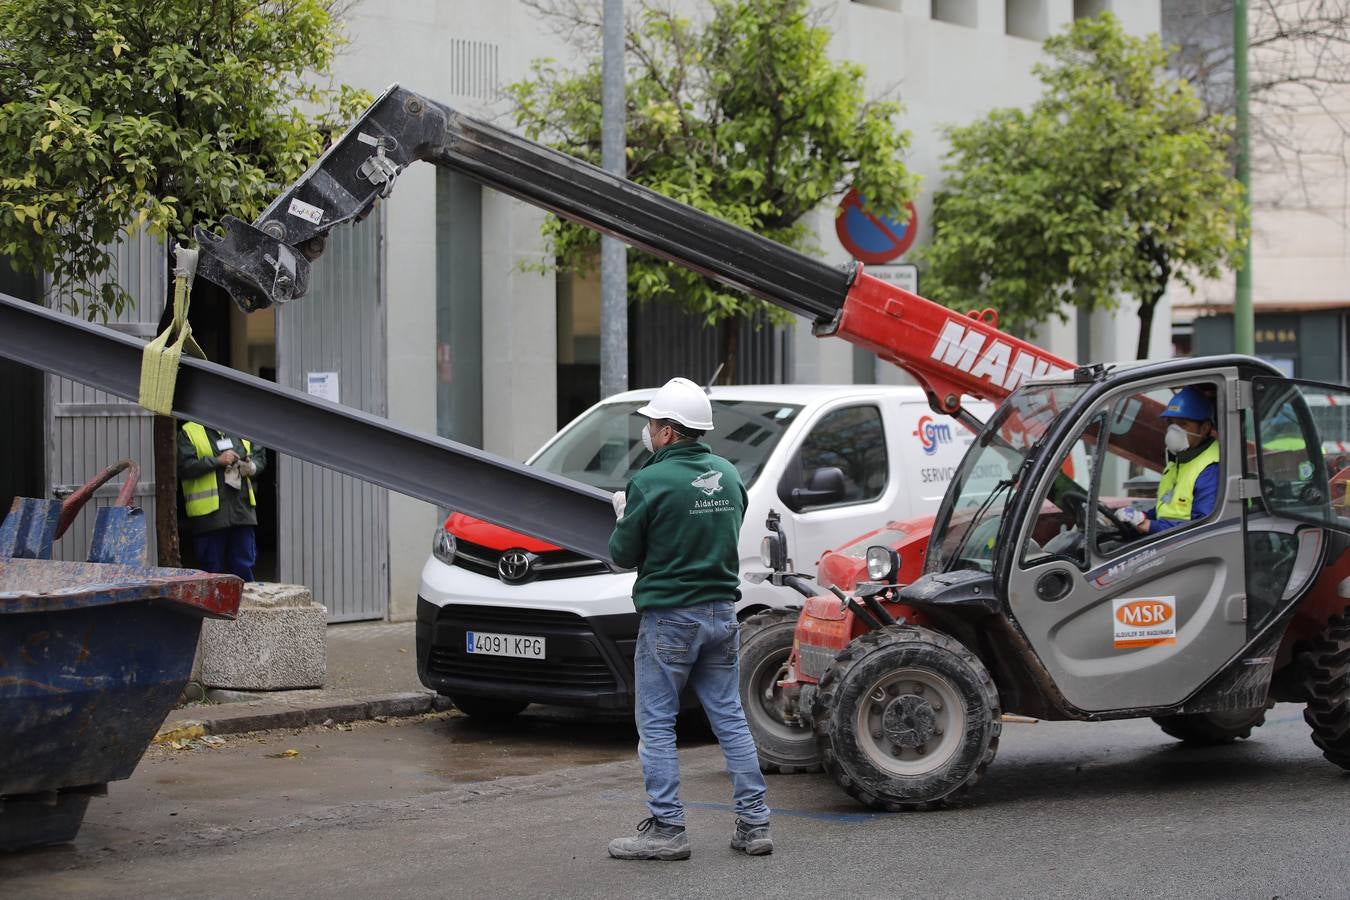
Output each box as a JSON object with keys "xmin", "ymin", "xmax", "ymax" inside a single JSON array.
[{"xmin": 196, "ymin": 85, "xmax": 444, "ymax": 311}]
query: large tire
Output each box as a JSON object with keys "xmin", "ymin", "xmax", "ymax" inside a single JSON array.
[
  {"xmin": 739, "ymin": 609, "xmax": 820, "ymax": 774},
  {"xmin": 1152, "ymin": 708, "xmax": 1267, "ymax": 745},
  {"xmin": 448, "ymin": 693, "xmax": 528, "ymax": 722},
  {"xmin": 1302, "ymin": 609, "xmax": 1350, "ymax": 768},
  {"xmin": 813, "ymin": 625, "xmax": 1000, "ymax": 811}
]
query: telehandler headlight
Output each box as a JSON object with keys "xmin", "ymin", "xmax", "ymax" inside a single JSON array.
[{"xmin": 865, "ymin": 545, "xmax": 900, "ymax": 583}]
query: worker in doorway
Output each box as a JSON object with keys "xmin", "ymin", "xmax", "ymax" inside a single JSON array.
[
  {"xmin": 178, "ymin": 420, "xmax": 265, "ymax": 581},
  {"xmin": 606, "ymin": 377, "xmax": 771, "ymax": 861},
  {"xmin": 1115, "ymin": 386, "xmax": 1220, "ymax": 535}
]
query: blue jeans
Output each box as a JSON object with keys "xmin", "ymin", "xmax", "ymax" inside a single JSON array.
[
  {"xmin": 635, "ymin": 601, "xmax": 769, "ymax": 827},
  {"xmin": 193, "ymin": 526, "xmax": 257, "ymax": 582}
]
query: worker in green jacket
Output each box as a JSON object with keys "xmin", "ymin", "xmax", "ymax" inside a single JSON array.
[
  {"xmin": 606, "ymin": 377, "xmax": 771, "ymax": 861},
  {"xmin": 178, "ymin": 420, "xmax": 265, "ymax": 581}
]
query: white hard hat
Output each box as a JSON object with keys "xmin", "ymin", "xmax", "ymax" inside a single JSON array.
[{"xmin": 637, "ymin": 377, "xmax": 715, "ymax": 432}]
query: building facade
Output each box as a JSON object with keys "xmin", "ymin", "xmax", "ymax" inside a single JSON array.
[{"xmin": 1164, "ymin": 0, "xmax": 1350, "ymax": 381}]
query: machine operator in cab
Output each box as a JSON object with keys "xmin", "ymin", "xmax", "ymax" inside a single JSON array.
[{"xmin": 1115, "ymin": 386, "xmax": 1221, "ymax": 535}]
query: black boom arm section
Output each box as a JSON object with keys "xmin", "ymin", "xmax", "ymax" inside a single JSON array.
[{"xmin": 195, "ymin": 84, "xmax": 853, "ymax": 321}]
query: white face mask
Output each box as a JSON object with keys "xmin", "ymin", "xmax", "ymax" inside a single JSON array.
[
  {"xmin": 1164, "ymin": 423, "xmax": 1191, "ymax": 455},
  {"xmin": 641, "ymin": 423, "xmax": 655, "ymax": 453}
]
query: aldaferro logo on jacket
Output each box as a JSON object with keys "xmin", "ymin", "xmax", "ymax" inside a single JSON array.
[
  {"xmin": 691, "ymin": 471, "xmax": 724, "ymax": 496},
  {"xmin": 690, "ymin": 470, "xmax": 733, "ymax": 515}
]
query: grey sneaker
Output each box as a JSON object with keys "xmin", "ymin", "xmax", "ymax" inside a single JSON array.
[
  {"xmin": 730, "ymin": 818, "xmax": 773, "ymax": 856},
  {"xmin": 608, "ymin": 816, "xmax": 691, "ymax": 861}
]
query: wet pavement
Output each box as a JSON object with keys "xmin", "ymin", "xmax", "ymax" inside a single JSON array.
[{"xmin": 2, "ymin": 703, "xmax": 1348, "ymax": 899}]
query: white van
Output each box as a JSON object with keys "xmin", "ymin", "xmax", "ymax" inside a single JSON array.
[{"xmin": 415, "ymin": 384, "xmax": 988, "ymax": 718}]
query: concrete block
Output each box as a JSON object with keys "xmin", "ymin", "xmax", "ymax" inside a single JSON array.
[{"xmin": 197, "ymin": 582, "xmax": 328, "ymax": 690}]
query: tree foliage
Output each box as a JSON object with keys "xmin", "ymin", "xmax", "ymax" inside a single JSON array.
[
  {"xmin": 508, "ymin": 0, "xmax": 916, "ymax": 337},
  {"xmin": 922, "ymin": 13, "xmax": 1245, "ymax": 358},
  {"xmin": 0, "ymin": 0, "xmax": 367, "ymax": 318},
  {"xmin": 1169, "ymin": 0, "xmax": 1350, "ymax": 205}
]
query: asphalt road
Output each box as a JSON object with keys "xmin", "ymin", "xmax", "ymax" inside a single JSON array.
[{"xmin": 2, "ymin": 703, "xmax": 1346, "ymax": 899}]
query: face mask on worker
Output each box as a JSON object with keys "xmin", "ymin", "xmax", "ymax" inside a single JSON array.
[
  {"xmin": 1164, "ymin": 423, "xmax": 1192, "ymax": 455},
  {"xmin": 641, "ymin": 423, "xmax": 656, "ymax": 453}
]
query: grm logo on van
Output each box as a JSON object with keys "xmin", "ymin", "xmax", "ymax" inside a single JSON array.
[{"xmin": 914, "ymin": 416, "xmax": 952, "ymax": 456}]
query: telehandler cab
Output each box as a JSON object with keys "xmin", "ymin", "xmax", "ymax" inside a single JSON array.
[{"xmin": 750, "ymin": 359, "xmax": 1350, "ymax": 810}]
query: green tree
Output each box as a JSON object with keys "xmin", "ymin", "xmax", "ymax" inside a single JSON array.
[
  {"xmin": 508, "ymin": 0, "xmax": 916, "ymax": 381},
  {"xmin": 922, "ymin": 13, "xmax": 1244, "ymax": 359},
  {"xmin": 0, "ymin": 0, "xmax": 365, "ymax": 564},
  {"xmin": 0, "ymin": 0, "xmax": 366, "ymax": 318}
]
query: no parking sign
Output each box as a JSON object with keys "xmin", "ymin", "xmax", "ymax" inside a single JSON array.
[{"xmin": 835, "ymin": 187, "xmax": 917, "ymax": 264}]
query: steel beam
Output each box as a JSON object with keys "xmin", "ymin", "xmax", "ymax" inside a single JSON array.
[{"xmin": 0, "ymin": 293, "xmax": 617, "ymax": 564}]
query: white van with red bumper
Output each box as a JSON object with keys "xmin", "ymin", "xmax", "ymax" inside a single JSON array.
[{"xmin": 416, "ymin": 384, "xmax": 988, "ymax": 719}]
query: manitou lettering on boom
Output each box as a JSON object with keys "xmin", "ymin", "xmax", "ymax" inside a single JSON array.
[{"xmin": 929, "ymin": 319, "xmax": 1067, "ymax": 391}]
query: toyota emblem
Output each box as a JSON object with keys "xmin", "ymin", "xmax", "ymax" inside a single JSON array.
[{"xmin": 498, "ymin": 549, "xmax": 533, "ymax": 584}]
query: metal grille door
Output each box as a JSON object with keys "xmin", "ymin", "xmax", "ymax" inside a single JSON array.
[
  {"xmin": 276, "ymin": 212, "xmax": 389, "ymax": 621},
  {"xmin": 46, "ymin": 232, "xmax": 166, "ymax": 563}
]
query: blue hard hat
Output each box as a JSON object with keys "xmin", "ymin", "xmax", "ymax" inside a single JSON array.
[{"xmin": 1162, "ymin": 386, "xmax": 1214, "ymax": 422}]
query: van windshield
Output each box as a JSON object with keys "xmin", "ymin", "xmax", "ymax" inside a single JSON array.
[{"xmin": 530, "ymin": 400, "xmax": 803, "ymax": 492}]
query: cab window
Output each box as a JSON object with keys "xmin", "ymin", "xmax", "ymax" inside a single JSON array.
[
  {"xmin": 782, "ymin": 404, "xmax": 888, "ymax": 510},
  {"xmin": 1019, "ymin": 380, "xmax": 1224, "ymax": 570},
  {"xmin": 1090, "ymin": 382, "xmax": 1223, "ymax": 556},
  {"xmin": 1021, "ymin": 413, "xmax": 1104, "ymax": 570}
]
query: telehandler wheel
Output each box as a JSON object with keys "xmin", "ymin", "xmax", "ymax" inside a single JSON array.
[
  {"xmin": 1152, "ymin": 708, "xmax": 1267, "ymax": 745},
  {"xmin": 812, "ymin": 626, "xmax": 1000, "ymax": 811},
  {"xmin": 1301, "ymin": 609, "xmax": 1350, "ymax": 768},
  {"xmin": 739, "ymin": 609, "xmax": 820, "ymax": 774},
  {"xmin": 448, "ymin": 694, "xmax": 528, "ymax": 722}
]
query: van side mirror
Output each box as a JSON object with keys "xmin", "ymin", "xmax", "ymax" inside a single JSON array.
[{"xmin": 789, "ymin": 466, "xmax": 846, "ymax": 511}]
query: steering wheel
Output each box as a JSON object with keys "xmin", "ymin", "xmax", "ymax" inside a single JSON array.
[
  {"xmin": 1299, "ymin": 482, "xmax": 1327, "ymax": 506},
  {"xmin": 1061, "ymin": 489, "xmax": 1139, "ymax": 539}
]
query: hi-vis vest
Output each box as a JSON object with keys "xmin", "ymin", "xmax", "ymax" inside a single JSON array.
[
  {"xmin": 181, "ymin": 422, "xmax": 255, "ymax": 518},
  {"xmin": 1156, "ymin": 440, "xmax": 1221, "ymax": 523}
]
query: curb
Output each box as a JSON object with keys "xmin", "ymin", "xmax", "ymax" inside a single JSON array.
[{"xmin": 156, "ymin": 691, "xmax": 456, "ymax": 740}]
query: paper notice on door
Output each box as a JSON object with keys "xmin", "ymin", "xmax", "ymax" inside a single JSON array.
[
  {"xmin": 306, "ymin": 371, "xmax": 340, "ymax": 404},
  {"xmin": 1112, "ymin": 596, "xmax": 1177, "ymax": 649}
]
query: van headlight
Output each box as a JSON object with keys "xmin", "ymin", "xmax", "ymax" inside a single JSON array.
[
  {"xmin": 865, "ymin": 546, "xmax": 900, "ymax": 583},
  {"xmin": 432, "ymin": 526, "xmax": 457, "ymax": 565}
]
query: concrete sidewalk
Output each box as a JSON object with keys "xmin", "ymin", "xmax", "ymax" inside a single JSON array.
[{"xmin": 158, "ymin": 620, "xmax": 453, "ymax": 740}]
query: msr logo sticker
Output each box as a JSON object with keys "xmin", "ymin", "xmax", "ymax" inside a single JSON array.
[{"xmin": 1112, "ymin": 596, "xmax": 1177, "ymax": 649}]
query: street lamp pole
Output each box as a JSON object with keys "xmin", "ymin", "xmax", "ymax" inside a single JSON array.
[
  {"xmin": 600, "ymin": 0, "xmax": 628, "ymax": 397},
  {"xmin": 1234, "ymin": 0, "xmax": 1254, "ymax": 355}
]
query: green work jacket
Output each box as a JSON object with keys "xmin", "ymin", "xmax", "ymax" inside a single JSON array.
[{"xmin": 609, "ymin": 441, "xmax": 747, "ymax": 611}]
